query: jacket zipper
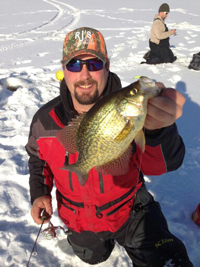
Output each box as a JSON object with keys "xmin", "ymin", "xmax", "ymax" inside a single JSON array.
[
  {"xmin": 98, "ymin": 172, "xmax": 104, "ymax": 193},
  {"xmin": 57, "ymin": 190, "xmax": 84, "ymax": 214},
  {"xmin": 95, "ymin": 186, "xmax": 137, "ymax": 218},
  {"xmin": 58, "ymin": 197, "xmax": 76, "ymax": 213},
  {"xmin": 106, "ymin": 196, "xmax": 134, "ymax": 216},
  {"xmin": 65, "ymin": 152, "xmax": 74, "ymax": 192},
  {"xmin": 69, "ymin": 171, "xmax": 73, "ymax": 191}
]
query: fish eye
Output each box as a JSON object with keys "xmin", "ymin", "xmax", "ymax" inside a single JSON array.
[{"xmin": 130, "ymin": 88, "xmax": 138, "ymax": 95}]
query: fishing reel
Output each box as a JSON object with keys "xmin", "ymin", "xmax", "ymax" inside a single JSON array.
[
  {"xmin": 27, "ymin": 216, "xmax": 71, "ymax": 266},
  {"xmin": 41, "ymin": 221, "xmax": 71, "ymax": 240}
]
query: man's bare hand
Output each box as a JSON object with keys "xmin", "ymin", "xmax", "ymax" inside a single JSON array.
[
  {"xmin": 145, "ymin": 84, "xmax": 186, "ymax": 130},
  {"xmin": 31, "ymin": 195, "xmax": 53, "ymax": 224}
]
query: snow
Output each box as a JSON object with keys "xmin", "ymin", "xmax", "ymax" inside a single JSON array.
[{"xmin": 0, "ymin": 0, "xmax": 200, "ymax": 266}]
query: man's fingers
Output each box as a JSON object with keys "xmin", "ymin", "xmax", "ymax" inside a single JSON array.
[
  {"xmin": 145, "ymin": 88, "xmax": 186, "ymax": 130},
  {"xmin": 148, "ymin": 96, "xmax": 175, "ymax": 116},
  {"xmin": 31, "ymin": 196, "xmax": 53, "ymax": 224},
  {"xmin": 31, "ymin": 206, "xmax": 43, "ymax": 224},
  {"xmin": 148, "ymin": 89, "xmax": 185, "ymax": 119},
  {"xmin": 161, "ymin": 88, "xmax": 186, "ymax": 107}
]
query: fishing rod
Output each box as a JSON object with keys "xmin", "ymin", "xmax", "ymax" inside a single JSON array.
[
  {"xmin": 26, "ymin": 214, "xmax": 71, "ymax": 266},
  {"xmin": 26, "ymin": 215, "xmax": 47, "ymax": 267}
]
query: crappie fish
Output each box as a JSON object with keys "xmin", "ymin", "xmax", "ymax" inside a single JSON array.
[{"xmin": 56, "ymin": 76, "xmax": 161, "ymax": 185}]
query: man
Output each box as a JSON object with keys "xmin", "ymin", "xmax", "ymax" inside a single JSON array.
[
  {"xmin": 26, "ymin": 27, "xmax": 193, "ymax": 266},
  {"xmin": 147, "ymin": 3, "xmax": 177, "ymax": 64}
]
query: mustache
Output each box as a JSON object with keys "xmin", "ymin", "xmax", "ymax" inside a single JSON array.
[{"xmin": 74, "ymin": 79, "xmax": 98, "ymax": 88}]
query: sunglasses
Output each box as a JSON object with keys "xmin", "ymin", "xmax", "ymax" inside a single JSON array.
[{"xmin": 66, "ymin": 58, "xmax": 104, "ymax": 72}]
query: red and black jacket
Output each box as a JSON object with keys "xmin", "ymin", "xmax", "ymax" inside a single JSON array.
[{"xmin": 26, "ymin": 72, "xmax": 185, "ymax": 233}]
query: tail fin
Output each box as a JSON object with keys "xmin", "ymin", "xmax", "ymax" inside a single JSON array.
[{"xmin": 61, "ymin": 165, "xmax": 89, "ymax": 186}]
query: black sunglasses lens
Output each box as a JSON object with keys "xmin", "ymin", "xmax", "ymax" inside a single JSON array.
[
  {"xmin": 66, "ymin": 59, "xmax": 82, "ymax": 72},
  {"xmin": 66, "ymin": 59, "xmax": 104, "ymax": 72},
  {"xmin": 87, "ymin": 59, "xmax": 103, "ymax": 71}
]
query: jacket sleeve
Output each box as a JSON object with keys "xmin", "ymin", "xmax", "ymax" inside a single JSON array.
[
  {"xmin": 25, "ymin": 116, "xmax": 54, "ymax": 204},
  {"xmin": 153, "ymin": 20, "xmax": 171, "ymax": 40},
  {"xmin": 135, "ymin": 123, "xmax": 185, "ymax": 175}
]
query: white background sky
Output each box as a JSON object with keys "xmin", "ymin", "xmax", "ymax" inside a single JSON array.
[{"xmin": 0, "ymin": 0, "xmax": 200, "ymax": 266}]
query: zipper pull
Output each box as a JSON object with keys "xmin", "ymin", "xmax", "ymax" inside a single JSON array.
[{"xmin": 95, "ymin": 206, "xmax": 103, "ymax": 218}]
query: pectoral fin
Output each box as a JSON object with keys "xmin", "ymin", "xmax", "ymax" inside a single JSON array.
[
  {"xmin": 134, "ymin": 130, "xmax": 145, "ymax": 152},
  {"xmin": 114, "ymin": 120, "xmax": 134, "ymax": 142}
]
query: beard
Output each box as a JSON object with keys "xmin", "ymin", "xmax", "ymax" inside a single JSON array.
[{"xmin": 74, "ymin": 79, "xmax": 100, "ymax": 105}]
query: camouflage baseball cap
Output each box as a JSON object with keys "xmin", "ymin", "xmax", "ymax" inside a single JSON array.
[{"xmin": 62, "ymin": 27, "xmax": 108, "ymax": 64}]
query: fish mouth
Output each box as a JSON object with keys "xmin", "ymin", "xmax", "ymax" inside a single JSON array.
[
  {"xmin": 120, "ymin": 99, "xmax": 144, "ymax": 117},
  {"xmin": 125, "ymin": 97, "xmax": 144, "ymax": 108}
]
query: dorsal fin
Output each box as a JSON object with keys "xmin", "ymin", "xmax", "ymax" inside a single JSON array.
[{"xmin": 56, "ymin": 113, "xmax": 85, "ymax": 153}]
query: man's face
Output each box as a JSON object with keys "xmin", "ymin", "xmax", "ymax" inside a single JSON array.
[
  {"xmin": 160, "ymin": 12, "xmax": 168, "ymax": 20},
  {"xmin": 63, "ymin": 54, "xmax": 109, "ymax": 109}
]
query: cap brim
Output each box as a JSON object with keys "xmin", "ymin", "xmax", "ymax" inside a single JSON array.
[{"xmin": 62, "ymin": 49, "xmax": 108, "ymax": 64}]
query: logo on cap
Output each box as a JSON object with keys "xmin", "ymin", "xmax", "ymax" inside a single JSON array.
[{"xmin": 75, "ymin": 30, "xmax": 92, "ymax": 42}]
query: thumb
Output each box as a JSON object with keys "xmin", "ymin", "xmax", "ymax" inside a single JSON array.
[
  {"xmin": 42, "ymin": 196, "xmax": 53, "ymax": 216},
  {"xmin": 155, "ymin": 82, "xmax": 166, "ymax": 90}
]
